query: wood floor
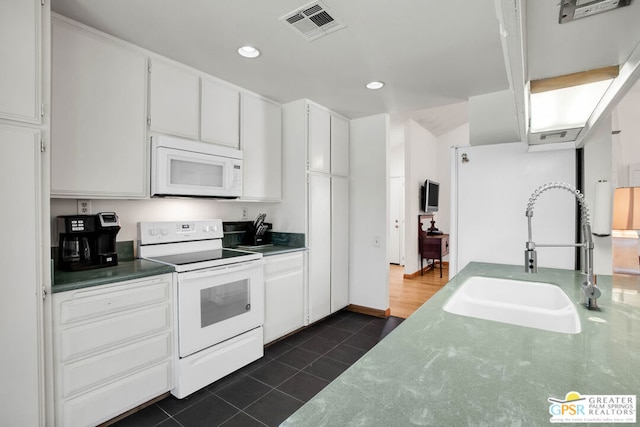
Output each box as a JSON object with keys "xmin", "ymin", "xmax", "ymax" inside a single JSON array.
[{"xmin": 389, "ymin": 264, "xmax": 449, "ymax": 319}]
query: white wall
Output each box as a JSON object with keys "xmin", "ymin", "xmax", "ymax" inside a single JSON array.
[
  {"xmin": 349, "ymin": 114, "xmax": 390, "ymax": 311},
  {"xmin": 50, "ymin": 198, "xmax": 263, "ymax": 249},
  {"xmin": 452, "ymin": 143, "xmax": 577, "ymax": 274},
  {"xmin": 403, "ymin": 120, "xmax": 439, "ymax": 274},
  {"xmin": 583, "ymin": 117, "xmax": 613, "ymax": 275},
  {"xmin": 390, "ymin": 144, "xmax": 405, "ymax": 178}
]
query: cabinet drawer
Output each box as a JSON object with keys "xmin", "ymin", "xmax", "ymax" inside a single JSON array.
[
  {"xmin": 63, "ymin": 332, "xmax": 172, "ymax": 398},
  {"xmin": 441, "ymin": 236, "xmax": 450, "ymax": 256},
  {"xmin": 59, "ymin": 277, "xmax": 170, "ymax": 324},
  {"xmin": 61, "ymin": 360, "xmax": 172, "ymax": 427},
  {"xmin": 264, "ymin": 253, "xmax": 304, "ymax": 278},
  {"xmin": 61, "ymin": 303, "xmax": 171, "ymax": 362}
]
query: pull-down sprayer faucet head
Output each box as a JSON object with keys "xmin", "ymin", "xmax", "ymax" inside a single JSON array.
[{"xmin": 523, "ymin": 182, "xmax": 599, "ymax": 310}]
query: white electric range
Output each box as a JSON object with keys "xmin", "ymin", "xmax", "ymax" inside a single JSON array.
[{"xmin": 138, "ymin": 219, "xmax": 264, "ymax": 398}]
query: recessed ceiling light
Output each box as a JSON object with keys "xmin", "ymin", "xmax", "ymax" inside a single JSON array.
[
  {"xmin": 366, "ymin": 81, "xmax": 385, "ymax": 90},
  {"xmin": 238, "ymin": 46, "xmax": 260, "ymax": 59}
]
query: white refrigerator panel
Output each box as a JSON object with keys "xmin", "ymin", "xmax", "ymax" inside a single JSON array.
[{"xmin": 451, "ymin": 143, "xmax": 577, "ymax": 275}]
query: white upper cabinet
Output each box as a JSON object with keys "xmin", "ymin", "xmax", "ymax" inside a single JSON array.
[
  {"xmin": 51, "ymin": 17, "xmax": 148, "ymax": 198},
  {"xmin": 307, "ymin": 104, "xmax": 331, "ymax": 173},
  {"xmin": 149, "ymin": 58, "xmax": 200, "ymax": 140},
  {"xmin": 241, "ymin": 93, "xmax": 282, "ymax": 201},
  {"xmin": 0, "ymin": 0, "xmax": 41, "ymax": 123},
  {"xmin": 330, "ymin": 114, "xmax": 350, "ymax": 176},
  {"xmin": 201, "ymin": 77, "xmax": 240, "ymax": 148}
]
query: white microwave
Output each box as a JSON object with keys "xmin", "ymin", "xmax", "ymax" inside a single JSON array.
[{"xmin": 150, "ymin": 135, "xmax": 243, "ymax": 198}]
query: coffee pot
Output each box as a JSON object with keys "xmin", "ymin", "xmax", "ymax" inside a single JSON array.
[{"xmin": 57, "ymin": 212, "xmax": 120, "ymax": 271}]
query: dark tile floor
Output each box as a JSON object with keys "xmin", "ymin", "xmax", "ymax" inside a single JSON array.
[{"xmin": 112, "ymin": 310, "xmax": 404, "ymax": 427}]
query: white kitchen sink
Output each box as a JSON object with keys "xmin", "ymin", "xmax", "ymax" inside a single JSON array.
[{"xmin": 443, "ymin": 276, "xmax": 581, "ymax": 334}]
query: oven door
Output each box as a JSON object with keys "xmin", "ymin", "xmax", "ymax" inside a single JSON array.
[
  {"xmin": 151, "ymin": 143, "xmax": 242, "ymax": 198},
  {"xmin": 177, "ymin": 259, "xmax": 264, "ymax": 358}
]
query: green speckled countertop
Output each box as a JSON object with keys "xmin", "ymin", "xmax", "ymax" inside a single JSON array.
[
  {"xmin": 234, "ymin": 245, "xmax": 307, "ymax": 256},
  {"xmin": 52, "ymin": 259, "xmax": 174, "ymax": 293},
  {"xmin": 283, "ymin": 262, "xmax": 640, "ymax": 426}
]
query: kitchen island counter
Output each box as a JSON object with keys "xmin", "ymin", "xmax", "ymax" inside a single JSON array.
[{"xmin": 283, "ymin": 262, "xmax": 640, "ymax": 426}]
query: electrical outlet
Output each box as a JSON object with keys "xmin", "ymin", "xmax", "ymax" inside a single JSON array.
[
  {"xmin": 241, "ymin": 207, "xmax": 248, "ymax": 220},
  {"xmin": 77, "ymin": 200, "xmax": 91, "ymax": 215},
  {"xmin": 373, "ymin": 235, "xmax": 381, "ymax": 247}
]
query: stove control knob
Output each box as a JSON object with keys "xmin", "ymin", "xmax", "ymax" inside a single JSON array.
[
  {"xmin": 203, "ymin": 225, "xmax": 211, "ymax": 233},
  {"xmin": 149, "ymin": 228, "xmax": 158, "ymax": 236},
  {"xmin": 160, "ymin": 228, "xmax": 169, "ymax": 236}
]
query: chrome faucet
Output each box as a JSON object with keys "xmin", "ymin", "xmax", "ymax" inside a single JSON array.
[{"xmin": 524, "ymin": 182, "xmax": 601, "ymax": 309}]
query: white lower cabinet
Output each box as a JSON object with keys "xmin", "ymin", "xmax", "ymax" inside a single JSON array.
[
  {"xmin": 264, "ymin": 253, "xmax": 305, "ymax": 344},
  {"xmin": 53, "ymin": 274, "xmax": 173, "ymax": 427}
]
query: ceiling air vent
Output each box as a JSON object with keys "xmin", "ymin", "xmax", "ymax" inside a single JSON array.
[
  {"xmin": 559, "ymin": 0, "xmax": 633, "ymax": 24},
  {"xmin": 280, "ymin": 1, "xmax": 346, "ymax": 41}
]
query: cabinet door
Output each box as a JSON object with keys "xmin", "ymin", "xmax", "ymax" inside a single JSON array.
[
  {"xmin": 331, "ymin": 115, "xmax": 349, "ymax": 176},
  {"xmin": 149, "ymin": 58, "xmax": 199, "ymax": 140},
  {"xmin": 307, "ymin": 103, "xmax": 330, "ymax": 173},
  {"xmin": 51, "ymin": 19, "xmax": 147, "ymax": 198},
  {"xmin": 201, "ymin": 77, "xmax": 240, "ymax": 148},
  {"xmin": 331, "ymin": 176, "xmax": 349, "ymax": 312},
  {"xmin": 264, "ymin": 266, "xmax": 304, "ymax": 343},
  {"xmin": 308, "ymin": 173, "xmax": 331, "ymax": 323},
  {"xmin": 0, "ymin": 125, "xmax": 42, "ymax": 427},
  {"xmin": 0, "ymin": 0, "xmax": 40, "ymax": 123},
  {"xmin": 241, "ymin": 93, "xmax": 282, "ymax": 201}
]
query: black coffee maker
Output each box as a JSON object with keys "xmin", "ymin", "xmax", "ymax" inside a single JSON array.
[{"xmin": 57, "ymin": 212, "xmax": 121, "ymax": 271}]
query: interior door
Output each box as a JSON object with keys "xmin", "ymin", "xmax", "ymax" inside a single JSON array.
[
  {"xmin": 451, "ymin": 143, "xmax": 576, "ymax": 275},
  {"xmin": 389, "ymin": 177, "xmax": 405, "ymax": 265}
]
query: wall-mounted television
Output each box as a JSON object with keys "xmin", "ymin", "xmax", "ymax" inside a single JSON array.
[{"xmin": 421, "ymin": 179, "xmax": 440, "ymax": 213}]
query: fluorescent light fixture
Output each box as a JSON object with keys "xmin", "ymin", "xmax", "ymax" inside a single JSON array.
[
  {"xmin": 237, "ymin": 46, "xmax": 260, "ymax": 58},
  {"xmin": 530, "ymin": 79, "xmax": 613, "ymax": 132},
  {"xmin": 366, "ymin": 81, "xmax": 385, "ymax": 90}
]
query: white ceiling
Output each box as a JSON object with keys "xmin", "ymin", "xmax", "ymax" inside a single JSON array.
[{"xmin": 50, "ymin": 0, "xmax": 640, "ymax": 136}]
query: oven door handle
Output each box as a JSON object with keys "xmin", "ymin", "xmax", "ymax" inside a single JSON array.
[{"xmin": 179, "ymin": 259, "xmax": 264, "ymax": 280}]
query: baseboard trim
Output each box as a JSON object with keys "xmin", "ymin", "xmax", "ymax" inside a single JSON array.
[
  {"xmin": 403, "ymin": 262, "xmax": 449, "ymax": 279},
  {"xmin": 347, "ymin": 304, "xmax": 390, "ymax": 318},
  {"xmin": 99, "ymin": 392, "xmax": 170, "ymax": 426}
]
